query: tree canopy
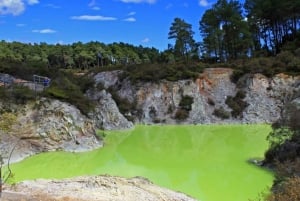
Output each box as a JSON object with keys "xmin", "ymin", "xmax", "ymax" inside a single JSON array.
[
  {"xmin": 168, "ymin": 18, "xmax": 198, "ymax": 62},
  {"xmin": 200, "ymin": 0, "xmax": 253, "ymax": 61}
]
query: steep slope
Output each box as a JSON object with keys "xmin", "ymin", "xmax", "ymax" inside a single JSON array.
[{"xmin": 93, "ymin": 68, "xmax": 300, "ymax": 124}]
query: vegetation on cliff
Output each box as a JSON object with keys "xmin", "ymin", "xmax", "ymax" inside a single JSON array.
[{"xmin": 263, "ymin": 92, "xmax": 300, "ymax": 200}]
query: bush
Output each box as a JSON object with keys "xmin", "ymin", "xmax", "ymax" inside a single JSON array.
[
  {"xmin": 11, "ymin": 85, "xmax": 36, "ymax": 104},
  {"xmin": 174, "ymin": 109, "xmax": 189, "ymax": 120},
  {"xmin": 225, "ymin": 90, "xmax": 248, "ymax": 118},
  {"xmin": 43, "ymin": 72, "xmax": 95, "ymax": 115},
  {"xmin": 0, "ymin": 85, "xmax": 35, "ymax": 105},
  {"xmin": 267, "ymin": 176, "xmax": 300, "ymax": 201},
  {"xmin": 179, "ymin": 95, "xmax": 194, "ymax": 111},
  {"xmin": 173, "ymin": 95, "xmax": 194, "ymax": 120},
  {"xmin": 213, "ymin": 107, "xmax": 230, "ymax": 119},
  {"xmin": 123, "ymin": 63, "xmax": 204, "ymax": 83}
]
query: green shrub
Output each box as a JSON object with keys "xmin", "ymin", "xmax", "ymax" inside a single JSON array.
[
  {"xmin": 179, "ymin": 95, "xmax": 194, "ymax": 111},
  {"xmin": 174, "ymin": 95, "xmax": 194, "ymax": 120},
  {"xmin": 123, "ymin": 62, "xmax": 204, "ymax": 83},
  {"xmin": 43, "ymin": 72, "xmax": 95, "ymax": 115},
  {"xmin": 11, "ymin": 85, "xmax": 36, "ymax": 104},
  {"xmin": 213, "ymin": 107, "xmax": 230, "ymax": 119},
  {"xmin": 225, "ymin": 90, "xmax": 248, "ymax": 118}
]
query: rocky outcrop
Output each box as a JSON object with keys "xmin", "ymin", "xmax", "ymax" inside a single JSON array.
[
  {"xmin": 0, "ymin": 98, "xmax": 101, "ymax": 163},
  {"xmin": 3, "ymin": 175, "xmax": 197, "ymax": 201},
  {"xmin": 93, "ymin": 68, "xmax": 300, "ymax": 124},
  {"xmin": 88, "ymin": 90, "xmax": 133, "ymax": 130}
]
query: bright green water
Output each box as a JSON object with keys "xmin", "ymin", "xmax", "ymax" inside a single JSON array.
[{"xmin": 10, "ymin": 125, "xmax": 274, "ymax": 201}]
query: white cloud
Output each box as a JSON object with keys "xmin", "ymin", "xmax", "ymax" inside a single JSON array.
[
  {"xmin": 124, "ymin": 17, "xmax": 136, "ymax": 22},
  {"xmin": 0, "ymin": 0, "xmax": 39, "ymax": 16},
  {"xmin": 71, "ymin": 15, "xmax": 117, "ymax": 21},
  {"xmin": 27, "ymin": 0, "xmax": 39, "ymax": 5},
  {"xmin": 120, "ymin": 0, "xmax": 157, "ymax": 4},
  {"xmin": 142, "ymin": 38, "xmax": 150, "ymax": 43},
  {"xmin": 199, "ymin": 0, "xmax": 209, "ymax": 7},
  {"xmin": 128, "ymin": 11, "xmax": 136, "ymax": 16},
  {"xmin": 32, "ymin": 29, "xmax": 56, "ymax": 34},
  {"xmin": 0, "ymin": 0, "xmax": 25, "ymax": 15}
]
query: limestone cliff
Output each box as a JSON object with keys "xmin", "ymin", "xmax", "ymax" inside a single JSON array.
[{"xmin": 93, "ymin": 68, "xmax": 300, "ymax": 124}]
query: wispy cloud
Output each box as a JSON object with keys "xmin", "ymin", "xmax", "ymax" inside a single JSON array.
[
  {"xmin": 0, "ymin": 0, "xmax": 39, "ymax": 16},
  {"xmin": 32, "ymin": 29, "xmax": 56, "ymax": 34},
  {"xmin": 128, "ymin": 11, "xmax": 136, "ymax": 16},
  {"xmin": 88, "ymin": 0, "xmax": 100, "ymax": 10},
  {"xmin": 142, "ymin": 38, "xmax": 150, "ymax": 43},
  {"xmin": 199, "ymin": 0, "xmax": 209, "ymax": 7},
  {"xmin": 124, "ymin": 17, "xmax": 136, "ymax": 22},
  {"xmin": 120, "ymin": 0, "xmax": 157, "ymax": 4},
  {"xmin": 27, "ymin": 0, "xmax": 39, "ymax": 5},
  {"xmin": 71, "ymin": 15, "xmax": 117, "ymax": 21}
]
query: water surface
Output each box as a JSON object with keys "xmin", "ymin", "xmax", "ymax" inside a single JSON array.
[{"xmin": 10, "ymin": 124, "xmax": 274, "ymax": 201}]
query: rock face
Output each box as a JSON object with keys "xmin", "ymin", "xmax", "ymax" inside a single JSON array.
[
  {"xmin": 3, "ymin": 175, "xmax": 197, "ymax": 201},
  {"xmin": 0, "ymin": 98, "xmax": 101, "ymax": 163},
  {"xmin": 93, "ymin": 68, "xmax": 300, "ymax": 124},
  {"xmin": 88, "ymin": 90, "xmax": 133, "ymax": 130}
]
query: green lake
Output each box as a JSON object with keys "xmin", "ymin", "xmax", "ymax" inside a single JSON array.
[{"xmin": 10, "ymin": 124, "xmax": 274, "ymax": 201}]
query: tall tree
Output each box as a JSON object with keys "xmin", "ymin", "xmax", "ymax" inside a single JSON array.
[
  {"xmin": 168, "ymin": 18, "xmax": 197, "ymax": 62},
  {"xmin": 200, "ymin": 0, "xmax": 253, "ymax": 61},
  {"xmin": 245, "ymin": 0, "xmax": 300, "ymax": 54}
]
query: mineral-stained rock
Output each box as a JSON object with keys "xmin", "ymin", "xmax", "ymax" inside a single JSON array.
[{"xmin": 93, "ymin": 68, "xmax": 300, "ymax": 124}]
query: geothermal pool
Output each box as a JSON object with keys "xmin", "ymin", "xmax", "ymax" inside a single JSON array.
[{"xmin": 10, "ymin": 124, "xmax": 274, "ymax": 201}]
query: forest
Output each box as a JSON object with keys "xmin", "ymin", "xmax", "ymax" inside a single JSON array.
[{"xmin": 0, "ymin": 0, "xmax": 299, "ymax": 79}]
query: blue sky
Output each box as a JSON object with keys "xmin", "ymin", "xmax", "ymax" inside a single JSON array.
[{"xmin": 0, "ymin": 0, "xmax": 219, "ymax": 50}]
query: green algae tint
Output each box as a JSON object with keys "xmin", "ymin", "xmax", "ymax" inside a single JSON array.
[{"xmin": 10, "ymin": 125, "xmax": 274, "ymax": 201}]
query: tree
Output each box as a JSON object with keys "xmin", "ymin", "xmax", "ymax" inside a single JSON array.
[
  {"xmin": 168, "ymin": 18, "xmax": 197, "ymax": 62},
  {"xmin": 245, "ymin": 0, "xmax": 300, "ymax": 54},
  {"xmin": 200, "ymin": 0, "xmax": 253, "ymax": 61}
]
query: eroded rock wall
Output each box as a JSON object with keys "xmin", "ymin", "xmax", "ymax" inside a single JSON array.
[
  {"xmin": 93, "ymin": 68, "xmax": 300, "ymax": 124},
  {"xmin": 0, "ymin": 98, "xmax": 102, "ymax": 163}
]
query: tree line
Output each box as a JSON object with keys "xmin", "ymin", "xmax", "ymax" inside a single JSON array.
[
  {"xmin": 169, "ymin": 0, "xmax": 299, "ymax": 62},
  {"xmin": 0, "ymin": 0, "xmax": 299, "ymax": 72},
  {"xmin": 0, "ymin": 40, "xmax": 161, "ymax": 69}
]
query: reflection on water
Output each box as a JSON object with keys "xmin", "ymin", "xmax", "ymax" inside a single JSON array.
[{"xmin": 10, "ymin": 124, "xmax": 274, "ymax": 201}]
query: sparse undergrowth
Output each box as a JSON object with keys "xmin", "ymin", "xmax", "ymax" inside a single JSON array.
[{"xmin": 174, "ymin": 95, "xmax": 194, "ymax": 120}]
